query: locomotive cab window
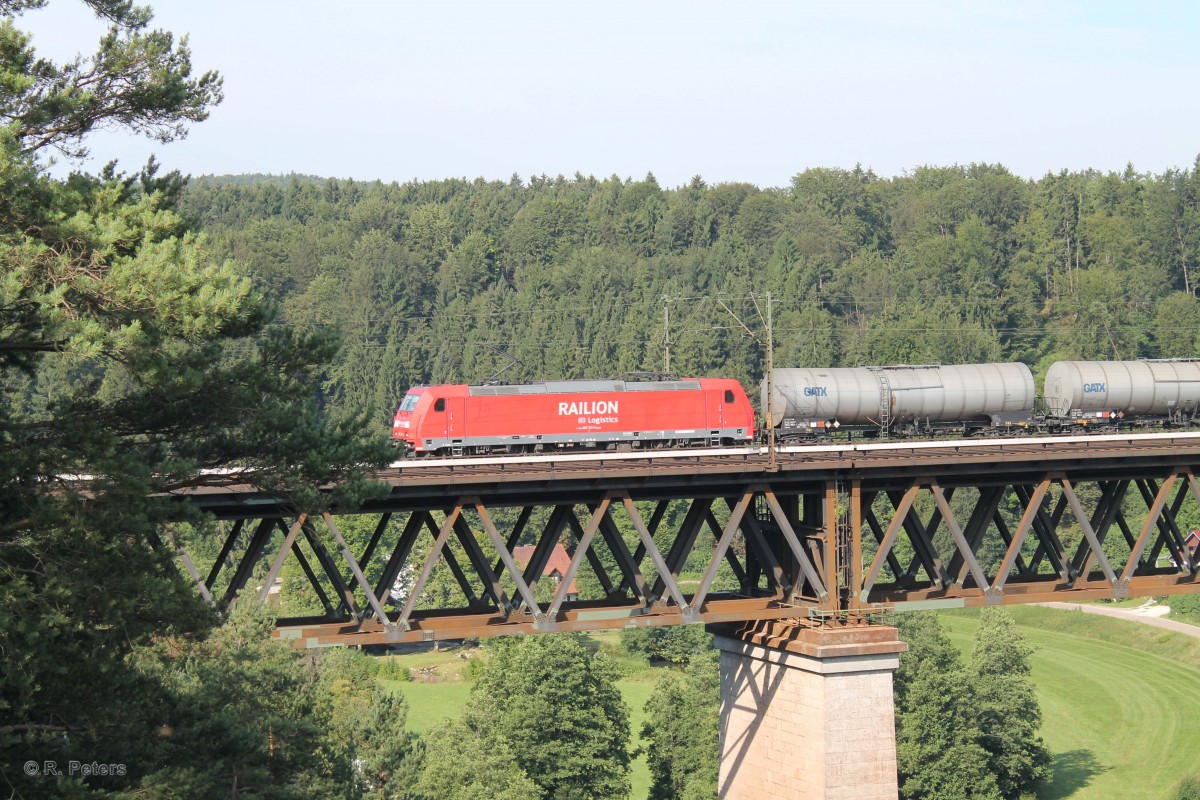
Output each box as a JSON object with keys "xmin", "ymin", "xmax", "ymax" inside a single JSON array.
[
  {"xmin": 724, "ymin": 390, "xmax": 735, "ymax": 403},
  {"xmin": 399, "ymin": 394, "xmax": 420, "ymax": 412},
  {"xmin": 434, "ymin": 398, "xmax": 446, "ymax": 412}
]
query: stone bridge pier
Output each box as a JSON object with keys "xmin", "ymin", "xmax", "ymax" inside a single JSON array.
[{"xmin": 710, "ymin": 621, "xmax": 908, "ymax": 800}]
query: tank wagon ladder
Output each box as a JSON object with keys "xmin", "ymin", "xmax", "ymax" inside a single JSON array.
[{"xmin": 877, "ymin": 372, "xmax": 891, "ymax": 438}]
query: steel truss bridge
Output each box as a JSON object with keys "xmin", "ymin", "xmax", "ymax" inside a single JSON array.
[{"xmin": 178, "ymin": 432, "xmax": 1200, "ymax": 648}]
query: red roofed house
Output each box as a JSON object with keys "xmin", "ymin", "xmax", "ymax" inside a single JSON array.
[
  {"xmin": 512, "ymin": 543, "xmax": 579, "ymax": 601},
  {"xmin": 1187, "ymin": 531, "xmax": 1200, "ymax": 561}
]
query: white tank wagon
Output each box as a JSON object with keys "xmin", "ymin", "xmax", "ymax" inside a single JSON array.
[
  {"xmin": 764, "ymin": 363, "xmax": 1036, "ymax": 439},
  {"xmin": 1043, "ymin": 359, "xmax": 1200, "ymax": 425}
]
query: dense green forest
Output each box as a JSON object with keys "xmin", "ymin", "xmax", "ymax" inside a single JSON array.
[{"xmin": 181, "ymin": 162, "xmax": 1200, "ymax": 429}]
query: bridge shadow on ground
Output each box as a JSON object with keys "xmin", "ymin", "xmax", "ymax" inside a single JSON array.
[{"xmin": 1038, "ymin": 749, "xmax": 1105, "ymax": 800}]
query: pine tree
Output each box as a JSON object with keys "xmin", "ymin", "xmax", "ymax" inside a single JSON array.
[{"xmin": 0, "ymin": 3, "xmax": 393, "ymax": 795}]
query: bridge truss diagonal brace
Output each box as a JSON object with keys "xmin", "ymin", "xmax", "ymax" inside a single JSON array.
[
  {"xmin": 649, "ymin": 499, "xmax": 709, "ymax": 602},
  {"xmin": 206, "ymin": 519, "xmax": 244, "ymax": 593},
  {"xmin": 756, "ymin": 485, "xmax": 828, "ymax": 601},
  {"xmin": 600, "ymin": 505, "xmax": 654, "ymax": 605},
  {"xmin": 159, "ymin": 526, "xmax": 213, "ymax": 606},
  {"xmin": 323, "ymin": 513, "xmax": 392, "ymax": 630},
  {"xmin": 544, "ymin": 498, "xmax": 612, "ymax": 624},
  {"xmin": 885, "ymin": 487, "xmax": 947, "ymax": 588},
  {"xmin": 1186, "ymin": 474, "xmax": 1200, "ymax": 574},
  {"xmin": 1146, "ymin": 477, "xmax": 1192, "ymax": 573},
  {"xmin": 223, "ymin": 518, "xmax": 276, "ymax": 607},
  {"xmin": 254, "ymin": 516, "xmax": 305, "ymax": 607},
  {"xmin": 1059, "ymin": 477, "xmax": 1119, "ymax": 590},
  {"xmin": 619, "ymin": 501, "xmax": 670, "ymax": 596},
  {"xmin": 301, "ymin": 517, "xmax": 361, "ymax": 620},
  {"xmin": 705, "ymin": 508, "xmax": 748, "ymax": 589},
  {"xmin": 374, "ymin": 511, "xmax": 425, "ymax": 606},
  {"xmin": 733, "ymin": 501, "xmax": 790, "ymax": 598},
  {"xmin": 860, "ymin": 484, "xmax": 919, "ymax": 603},
  {"xmin": 472, "ymin": 498, "xmax": 542, "ymax": 621},
  {"xmin": 451, "ymin": 512, "xmax": 506, "ymax": 610},
  {"xmin": 565, "ymin": 512, "xmax": 616, "ymax": 597},
  {"xmin": 397, "ymin": 505, "xmax": 462, "ymax": 631},
  {"xmin": 1013, "ymin": 483, "xmax": 1066, "ymax": 580},
  {"xmin": 990, "ymin": 479, "xmax": 1051, "ymax": 598},
  {"xmin": 1121, "ymin": 472, "xmax": 1178, "ymax": 587},
  {"xmin": 690, "ymin": 490, "xmax": 754, "ymax": 614},
  {"xmin": 930, "ymin": 483, "xmax": 991, "ymax": 595},
  {"xmin": 948, "ymin": 486, "xmax": 1006, "ymax": 587},
  {"xmin": 621, "ymin": 496, "xmax": 691, "ymax": 614}
]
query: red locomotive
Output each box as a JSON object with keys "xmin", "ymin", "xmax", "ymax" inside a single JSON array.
[{"xmin": 392, "ymin": 377, "xmax": 755, "ymax": 456}]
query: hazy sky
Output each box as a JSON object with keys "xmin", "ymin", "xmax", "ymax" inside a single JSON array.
[{"xmin": 22, "ymin": 0, "xmax": 1200, "ymax": 189}]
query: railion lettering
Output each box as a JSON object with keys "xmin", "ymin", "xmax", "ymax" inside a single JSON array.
[{"xmin": 558, "ymin": 400, "xmax": 619, "ymax": 416}]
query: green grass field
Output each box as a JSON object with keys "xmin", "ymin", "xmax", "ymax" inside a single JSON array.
[
  {"xmin": 376, "ymin": 611, "xmax": 1200, "ymax": 800},
  {"xmin": 941, "ymin": 607, "xmax": 1200, "ymax": 800},
  {"xmin": 618, "ymin": 671, "xmax": 662, "ymax": 799}
]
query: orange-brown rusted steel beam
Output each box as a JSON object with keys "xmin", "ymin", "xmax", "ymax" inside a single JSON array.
[{"xmin": 172, "ymin": 437, "xmax": 1200, "ymax": 648}]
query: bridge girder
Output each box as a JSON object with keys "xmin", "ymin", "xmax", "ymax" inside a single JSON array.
[{"xmin": 169, "ymin": 439, "xmax": 1200, "ymax": 647}]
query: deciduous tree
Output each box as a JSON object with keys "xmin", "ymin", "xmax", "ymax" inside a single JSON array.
[
  {"xmin": 970, "ymin": 608, "xmax": 1052, "ymax": 799},
  {"xmin": 640, "ymin": 649, "xmax": 719, "ymax": 800},
  {"xmin": 463, "ymin": 634, "xmax": 631, "ymax": 800}
]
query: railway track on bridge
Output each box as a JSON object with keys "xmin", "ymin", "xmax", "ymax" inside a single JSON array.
[{"xmin": 358, "ymin": 432, "xmax": 1200, "ymax": 492}]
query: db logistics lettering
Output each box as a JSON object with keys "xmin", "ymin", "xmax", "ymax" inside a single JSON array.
[
  {"xmin": 803, "ymin": 386, "xmax": 829, "ymax": 397},
  {"xmin": 559, "ymin": 400, "xmax": 619, "ymax": 415},
  {"xmin": 1083, "ymin": 383, "xmax": 1106, "ymax": 393}
]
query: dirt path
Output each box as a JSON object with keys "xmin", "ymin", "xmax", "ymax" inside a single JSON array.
[{"xmin": 1038, "ymin": 601, "xmax": 1200, "ymax": 639}]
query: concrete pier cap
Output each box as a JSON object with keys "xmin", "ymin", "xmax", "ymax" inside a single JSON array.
[{"xmin": 709, "ymin": 620, "xmax": 908, "ymax": 800}]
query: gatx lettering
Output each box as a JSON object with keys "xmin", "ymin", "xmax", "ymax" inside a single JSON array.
[
  {"xmin": 1083, "ymin": 383, "xmax": 1106, "ymax": 393},
  {"xmin": 803, "ymin": 386, "xmax": 829, "ymax": 397},
  {"xmin": 558, "ymin": 400, "xmax": 619, "ymax": 415}
]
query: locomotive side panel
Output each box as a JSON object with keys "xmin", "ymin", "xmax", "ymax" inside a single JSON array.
[
  {"xmin": 399, "ymin": 379, "xmax": 754, "ymax": 454},
  {"xmin": 486, "ymin": 393, "xmax": 692, "ymax": 439},
  {"xmin": 701, "ymin": 377, "xmax": 758, "ymax": 436}
]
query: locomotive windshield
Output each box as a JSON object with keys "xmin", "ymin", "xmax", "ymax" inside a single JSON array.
[{"xmin": 398, "ymin": 393, "xmax": 421, "ymax": 412}]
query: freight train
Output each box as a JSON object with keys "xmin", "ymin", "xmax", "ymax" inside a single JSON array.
[{"xmin": 392, "ymin": 359, "xmax": 1200, "ymax": 455}]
